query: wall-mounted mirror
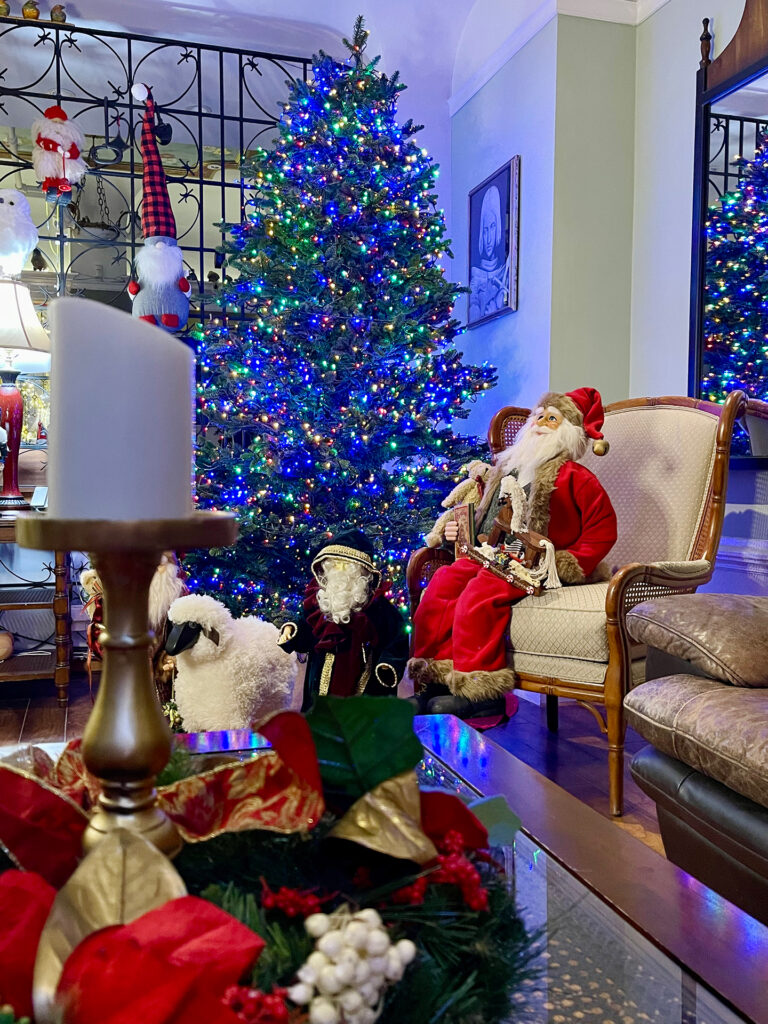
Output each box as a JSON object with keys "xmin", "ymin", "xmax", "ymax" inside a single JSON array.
[{"xmin": 690, "ymin": 0, "xmax": 768, "ymax": 460}]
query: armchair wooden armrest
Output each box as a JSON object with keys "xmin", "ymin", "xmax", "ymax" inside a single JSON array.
[{"xmin": 406, "ymin": 545, "xmax": 454, "ymax": 617}]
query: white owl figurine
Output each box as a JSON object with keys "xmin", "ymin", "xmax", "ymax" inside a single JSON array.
[{"xmin": 0, "ymin": 189, "xmax": 38, "ymax": 278}]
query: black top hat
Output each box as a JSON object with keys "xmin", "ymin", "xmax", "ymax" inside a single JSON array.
[{"xmin": 310, "ymin": 529, "xmax": 379, "ymax": 584}]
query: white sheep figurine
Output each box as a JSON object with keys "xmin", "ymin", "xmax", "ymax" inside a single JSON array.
[{"xmin": 165, "ymin": 593, "xmax": 297, "ymax": 732}]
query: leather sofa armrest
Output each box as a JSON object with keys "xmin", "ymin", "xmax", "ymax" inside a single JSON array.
[{"xmin": 626, "ymin": 593, "xmax": 768, "ymax": 688}]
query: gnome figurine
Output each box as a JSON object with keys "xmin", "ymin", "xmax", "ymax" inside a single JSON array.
[{"xmin": 128, "ymin": 83, "xmax": 190, "ymax": 332}]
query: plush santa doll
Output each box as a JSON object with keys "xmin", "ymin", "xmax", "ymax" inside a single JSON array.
[
  {"xmin": 81, "ymin": 551, "xmax": 187, "ymax": 704},
  {"xmin": 277, "ymin": 529, "xmax": 409, "ymax": 711},
  {"xmin": 128, "ymin": 83, "xmax": 190, "ymax": 332},
  {"xmin": 30, "ymin": 105, "xmax": 87, "ymax": 204},
  {"xmin": 409, "ymin": 387, "xmax": 617, "ymax": 723}
]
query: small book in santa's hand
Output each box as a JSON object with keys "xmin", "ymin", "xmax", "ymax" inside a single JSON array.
[{"xmin": 453, "ymin": 503, "xmax": 542, "ymax": 596}]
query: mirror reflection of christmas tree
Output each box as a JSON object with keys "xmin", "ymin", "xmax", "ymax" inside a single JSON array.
[
  {"xmin": 703, "ymin": 140, "xmax": 768, "ymax": 453},
  {"xmin": 187, "ymin": 19, "xmax": 497, "ymax": 618}
]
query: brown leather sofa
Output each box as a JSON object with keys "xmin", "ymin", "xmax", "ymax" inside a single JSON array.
[{"xmin": 623, "ymin": 594, "xmax": 768, "ymax": 925}]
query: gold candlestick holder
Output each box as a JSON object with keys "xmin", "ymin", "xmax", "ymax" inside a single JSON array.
[{"xmin": 16, "ymin": 511, "xmax": 237, "ymax": 857}]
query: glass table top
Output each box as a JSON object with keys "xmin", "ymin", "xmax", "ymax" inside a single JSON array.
[{"xmin": 417, "ymin": 752, "xmax": 744, "ymax": 1024}]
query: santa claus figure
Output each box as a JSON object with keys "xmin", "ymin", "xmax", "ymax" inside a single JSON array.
[
  {"xmin": 277, "ymin": 530, "xmax": 409, "ymax": 711},
  {"xmin": 128, "ymin": 83, "xmax": 190, "ymax": 331},
  {"xmin": 31, "ymin": 105, "xmax": 87, "ymax": 204},
  {"xmin": 409, "ymin": 387, "xmax": 617, "ymax": 720}
]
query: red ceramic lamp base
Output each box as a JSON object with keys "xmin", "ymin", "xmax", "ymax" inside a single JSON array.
[{"xmin": 0, "ymin": 371, "xmax": 29, "ymax": 509}]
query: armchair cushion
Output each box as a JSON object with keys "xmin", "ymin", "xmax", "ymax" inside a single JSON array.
[
  {"xmin": 627, "ymin": 594, "xmax": 768, "ymax": 688},
  {"xmin": 509, "ymin": 583, "xmax": 610, "ymax": 663},
  {"xmin": 624, "ymin": 675, "xmax": 768, "ymax": 810}
]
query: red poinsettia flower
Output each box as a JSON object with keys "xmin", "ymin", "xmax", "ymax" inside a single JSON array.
[
  {"xmin": 0, "ymin": 870, "xmax": 56, "ymax": 1017},
  {"xmin": 57, "ymin": 896, "xmax": 264, "ymax": 1024},
  {"xmin": 419, "ymin": 791, "xmax": 488, "ymax": 852}
]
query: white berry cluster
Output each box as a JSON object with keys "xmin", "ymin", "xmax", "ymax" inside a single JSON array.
[{"xmin": 287, "ymin": 907, "xmax": 417, "ymax": 1024}]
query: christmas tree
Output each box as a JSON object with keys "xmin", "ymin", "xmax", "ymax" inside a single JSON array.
[
  {"xmin": 702, "ymin": 141, "xmax": 768, "ymax": 412},
  {"xmin": 187, "ymin": 19, "xmax": 496, "ymax": 618}
]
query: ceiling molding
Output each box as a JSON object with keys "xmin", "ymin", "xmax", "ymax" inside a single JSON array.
[
  {"xmin": 636, "ymin": 0, "xmax": 672, "ymax": 24},
  {"xmin": 449, "ymin": 0, "xmax": 557, "ymax": 116},
  {"xmin": 450, "ymin": 0, "xmax": 673, "ymax": 115},
  {"xmin": 557, "ymin": 0, "xmax": 638, "ymax": 25}
]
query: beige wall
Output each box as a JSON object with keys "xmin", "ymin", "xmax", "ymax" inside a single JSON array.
[
  {"xmin": 450, "ymin": 13, "xmax": 635, "ymax": 430},
  {"xmin": 630, "ymin": 0, "xmax": 744, "ymax": 396},
  {"xmin": 551, "ymin": 15, "xmax": 636, "ymax": 403},
  {"xmin": 450, "ymin": 18, "xmax": 558, "ymax": 437}
]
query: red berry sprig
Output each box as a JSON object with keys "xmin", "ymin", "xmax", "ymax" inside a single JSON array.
[
  {"xmin": 260, "ymin": 879, "xmax": 322, "ymax": 918},
  {"xmin": 223, "ymin": 985, "xmax": 290, "ymax": 1024},
  {"xmin": 389, "ymin": 831, "xmax": 489, "ymax": 910}
]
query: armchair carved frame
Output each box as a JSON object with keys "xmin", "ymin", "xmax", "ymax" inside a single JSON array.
[{"xmin": 407, "ymin": 391, "xmax": 759, "ymax": 816}]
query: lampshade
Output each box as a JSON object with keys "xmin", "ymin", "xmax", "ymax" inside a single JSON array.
[{"xmin": 0, "ymin": 278, "xmax": 50, "ymax": 372}]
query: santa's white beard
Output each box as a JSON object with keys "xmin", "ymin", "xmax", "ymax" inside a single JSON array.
[
  {"xmin": 496, "ymin": 414, "xmax": 587, "ymax": 487},
  {"xmin": 31, "ymin": 116, "xmax": 84, "ymax": 151},
  {"xmin": 135, "ymin": 243, "xmax": 183, "ymax": 287},
  {"xmin": 317, "ymin": 562, "xmax": 372, "ymax": 625},
  {"xmin": 149, "ymin": 555, "xmax": 185, "ymax": 632}
]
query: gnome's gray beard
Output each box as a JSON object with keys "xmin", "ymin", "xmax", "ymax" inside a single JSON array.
[
  {"xmin": 316, "ymin": 563, "xmax": 372, "ymax": 625},
  {"xmin": 496, "ymin": 413, "xmax": 587, "ymax": 487},
  {"xmin": 136, "ymin": 243, "xmax": 183, "ymax": 286}
]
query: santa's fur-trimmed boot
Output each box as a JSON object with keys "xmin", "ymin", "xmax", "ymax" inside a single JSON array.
[
  {"xmin": 406, "ymin": 657, "xmax": 453, "ymax": 690},
  {"xmin": 447, "ymin": 666, "xmax": 517, "ymax": 702}
]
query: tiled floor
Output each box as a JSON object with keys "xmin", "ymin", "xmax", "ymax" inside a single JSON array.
[{"xmin": 0, "ymin": 675, "xmax": 664, "ymax": 855}]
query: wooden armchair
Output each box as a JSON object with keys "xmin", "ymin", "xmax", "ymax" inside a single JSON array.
[{"xmin": 407, "ymin": 391, "xmax": 751, "ymax": 816}]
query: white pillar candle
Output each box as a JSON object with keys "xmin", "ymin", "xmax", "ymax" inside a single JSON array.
[{"xmin": 47, "ymin": 297, "xmax": 194, "ymax": 521}]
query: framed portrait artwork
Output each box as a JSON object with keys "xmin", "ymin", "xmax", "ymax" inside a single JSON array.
[{"xmin": 467, "ymin": 156, "xmax": 520, "ymax": 328}]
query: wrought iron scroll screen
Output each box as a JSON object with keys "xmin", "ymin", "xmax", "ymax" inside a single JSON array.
[
  {"xmin": 0, "ymin": 15, "xmax": 311, "ymax": 321},
  {"xmin": 706, "ymin": 113, "xmax": 768, "ymax": 204}
]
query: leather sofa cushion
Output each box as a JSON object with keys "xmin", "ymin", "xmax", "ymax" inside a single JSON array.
[
  {"xmin": 624, "ymin": 675, "xmax": 768, "ymax": 809},
  {"xmin": 626, "ymin": 594, "xmax": 768, "ymax": 687}
]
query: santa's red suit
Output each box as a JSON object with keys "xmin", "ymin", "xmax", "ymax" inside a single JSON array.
[
  {"xmin": 31, "ymin": 105, "xmax": 87, "ymax": 199},
  {"xmin": 410, "ymin": 387, "xmax": 618, "ymax": 708}
]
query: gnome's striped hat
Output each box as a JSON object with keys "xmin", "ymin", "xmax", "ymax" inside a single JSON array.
[{"xmin": 131, "ymin": 83, "xmax": 176, "ymax": 240}]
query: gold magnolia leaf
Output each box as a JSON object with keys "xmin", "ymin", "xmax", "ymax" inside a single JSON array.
[
  {"xmin": 329, "ymin": 769, "xmax": 438, "ymax": 865},
  {"xmin": 32, "ymin": 828, "xmax": 187, "ymax": 1024}
]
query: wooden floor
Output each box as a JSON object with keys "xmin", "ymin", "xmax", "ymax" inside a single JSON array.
[
  {"xmin": 486, "ymin": 697, "xmax": 664, "ymax": 855},
  {"xmin": 0, "ymin": 676, "xmax": 664, "ymax": 856}
]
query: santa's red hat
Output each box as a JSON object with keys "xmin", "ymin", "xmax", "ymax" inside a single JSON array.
[
  {"xmin": 43, "ymin": 105, "xmax": 69, "ymax": 122},
  {"xmin": 537, "ymin": 387, "xmax": 610, "ymax": 455},
  {"xmin": 131, "ymin": 83, "xmax": 177, "ymax": 242}
]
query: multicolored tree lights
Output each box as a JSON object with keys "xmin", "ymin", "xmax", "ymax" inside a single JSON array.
[
  {"xmin": 186, "ymin": 19, "xmax": 496, "ymax": 618},
  {"xmin": 702, "ymin": 142, "xmax": 768, "ymax": 416}
]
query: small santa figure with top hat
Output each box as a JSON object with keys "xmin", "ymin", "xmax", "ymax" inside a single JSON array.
[
  {"xmin": 277, "ymin": 529, "xmax": 410, "ymax": 711},
  {"xmin": 31, "ymin": 105, "xmax": 87, "ymax": 204},
  {"xmin": 409, "ymin": 386, "xmax": 617, "ymax": 723},
  {"xmin": 128, "ymin": 83, "xmax": 191, "ymax": 332}
]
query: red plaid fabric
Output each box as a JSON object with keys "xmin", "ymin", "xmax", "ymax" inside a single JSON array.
[{"xmin": 140, "ymin": 94, "xmax": 176, "ymax": 239}]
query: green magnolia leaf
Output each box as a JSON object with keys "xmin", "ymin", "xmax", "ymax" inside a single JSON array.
[
  {"xmin": 469, "ymin": 795, "xmax": 521, "ymax": 847},
  {"xmin": 306, "ymin": 695, "xmax": 423, "ymax": 800}
]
